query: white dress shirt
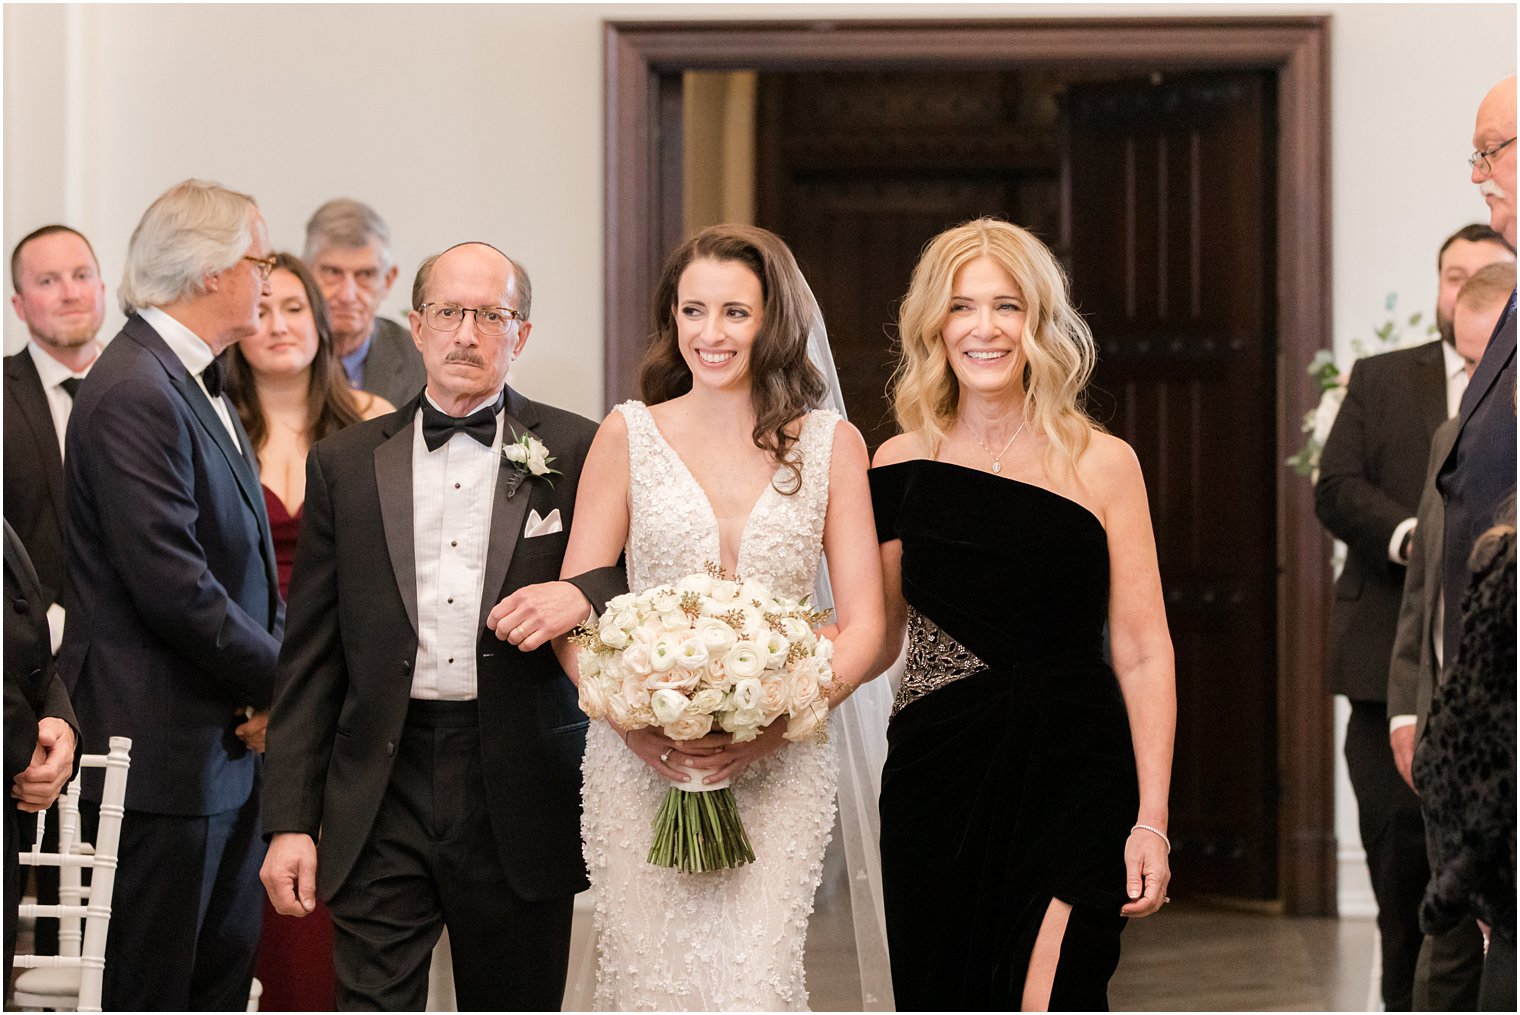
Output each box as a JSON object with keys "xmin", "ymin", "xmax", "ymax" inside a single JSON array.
[
  {"xmin": 25, "ymin": 341, "xmax": 95, "ymax": 652},
  {"xmin": 138, "ymin": 305, "xmax": 241, "ymax": 452},
  {"xmin": 409, "ymin": 392, "xmax": 505, "ymax": 700}
]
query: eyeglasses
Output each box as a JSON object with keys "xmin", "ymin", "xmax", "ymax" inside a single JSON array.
[
  {"xmin": 1468, "ymin": 137, "xmax": 1517, "ymax": 175},
  {"xmin": 418, "ymin": 302, "xmax": 522, "ymax": 337},
  {"xmin": 242, "ymin": 254, "xmax": 278, "ymax": 281}
]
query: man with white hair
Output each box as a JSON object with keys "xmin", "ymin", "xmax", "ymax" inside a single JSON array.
[
  {"xmin": 305, "ymin": 197, "xmax": 425, "ymax": 406},
  {"xmin": 59, "ymin": 179, "xmax": 282, "ymax": 1010}
]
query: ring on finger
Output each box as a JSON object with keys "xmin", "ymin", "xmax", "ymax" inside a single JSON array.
[
  {"xmin": 660, "ymin": 748, "xmax": 673, "ymax": 763},
  {"xmin": 514, "ymin": 625, "xmax": 527, "ymax": 639}
]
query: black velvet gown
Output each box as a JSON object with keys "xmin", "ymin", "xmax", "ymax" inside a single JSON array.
[{"xmin": 870, "ymin": 460, "xmax": 1139, "ymax": 1011}]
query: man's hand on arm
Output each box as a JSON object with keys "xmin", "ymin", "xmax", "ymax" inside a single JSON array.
[
  {"xmin": 1390, "ymin": 722, "xmax": 1418, "ymax": 792},
  {"xmin": 261, "ymin": 833, "xmax": 318, "ymax": 917},
  {"xmin": 487, "ymin": 581, "xmax": 594, "ymax": 652},
  {"xmin": 11, "ymin": 717, "xmax": 76, "ymax": 812}
]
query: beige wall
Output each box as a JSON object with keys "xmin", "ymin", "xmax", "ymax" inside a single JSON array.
[
  {"xmin": 4, "ymin": 2, "xmax": 1515, "ymax": 915},
  {"xmin": 6, "ymin": 3, "xmax": 1515, "ymax": 418}
]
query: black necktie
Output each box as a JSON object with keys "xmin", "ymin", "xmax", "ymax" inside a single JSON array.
[
  {"xmin": 59, "ymin": 377, "xmax": 83, "ymax": 400},
  {"xmin": 201, "ymin": 360, "xmax": 224, "ymax": 399},
  {"xmin": 420, "ymin": 397, "xmax": 502, "ymax": 452}
]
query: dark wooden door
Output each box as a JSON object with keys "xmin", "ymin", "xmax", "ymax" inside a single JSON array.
[
  {"xmin": 756, "ymin": 70, "xmax": 1064, "ymax": 451},
  {"xmin": 1066, "ymin": 71, "xmax": 1279, "ymax": 898}
]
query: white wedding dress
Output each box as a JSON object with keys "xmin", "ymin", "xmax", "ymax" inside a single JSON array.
[{"xmin": 579, "ymin": 400, "xmax": 841, "ymax": 1011}]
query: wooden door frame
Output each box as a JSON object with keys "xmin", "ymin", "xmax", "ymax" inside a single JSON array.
[{"xmin": 605, "ymin": 16, "xmax": 1335, "ymax": 916}]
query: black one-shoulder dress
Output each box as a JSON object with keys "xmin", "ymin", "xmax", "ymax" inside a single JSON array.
[{"xmin": 870, "ymin": 460, "xmax": 1139, "ymax": 1011}]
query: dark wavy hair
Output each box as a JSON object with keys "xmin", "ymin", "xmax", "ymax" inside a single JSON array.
[
  {"xmin": 222, "ymin": 252, "xmax": 364, "ymax": 460},
  {"xmin": 640, "ymin": 225, "xmax": 826, "ymax": 494}
]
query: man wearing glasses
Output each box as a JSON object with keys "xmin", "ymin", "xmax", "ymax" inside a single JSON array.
[
  {"xmin": 59, "ymin": 179, "xmax": 283, "ymax": 1010},
  {"xmin": 261, "ymin": 242, "xmax": 623, "ymax": 1009},
  {"xmin": 304, "ymin": 198, "xmax": 426, "ymax": 407}
]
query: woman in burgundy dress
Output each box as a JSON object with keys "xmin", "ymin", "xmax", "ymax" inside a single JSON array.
[
  {"xmin": 870, "ymin": 219, "xmax": 1175, "ymax": 1010},
  {"xmin": 222, "ymin": 253, "xmax": 392, "ymax": 1011}
]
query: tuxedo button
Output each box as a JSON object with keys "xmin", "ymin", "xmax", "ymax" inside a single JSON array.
[
  {"xmin": 450, "ymin": 540, "xmax": 458, "ymax": 548},
  {"xmin": 12, "ymin": 598, "xmax": 28, "ymax": 613}
]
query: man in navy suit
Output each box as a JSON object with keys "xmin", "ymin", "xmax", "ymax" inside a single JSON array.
[
  {"xmin": 1431, "ymin": 74, "xmax": 1518, "ymax": 1010},
  {"xmin": 59, "ymin": 179, "xmax": 282, "ymax": 1010}
]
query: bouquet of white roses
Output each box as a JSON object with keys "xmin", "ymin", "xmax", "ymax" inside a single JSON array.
[{"xmin": 572, "ymin": 564, "xmax": 834, "ymax": 872}]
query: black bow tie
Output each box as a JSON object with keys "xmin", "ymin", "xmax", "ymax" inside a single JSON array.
[
  {"xmin": 201, "ymin": 359, "xmax": 224, "ymax": 399},
  {"xmin": 420, "ymin": 397, "xmax": 503, "ymax": 452}
]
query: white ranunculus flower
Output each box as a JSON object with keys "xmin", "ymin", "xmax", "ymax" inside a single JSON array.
[
  {"xmin": 731, "ymin": 676, "xmax": 763, "ymax": 712},
  {"xmin": 737, "ymin": 579, "xmax": 772, "ymax": 607},
  {"xmin": 675, "ymin": 637, "xmax": 709, "ymax": 671},
  {"xmin": 649, "ymin": 634, "xmax": 681, "ymax": 673},
  {"xmin": 606, "ymin": 592, "xmax": 636, "ymax": 612},
  {"xmin": 725, "ymin": 642, "xmax": 765, "ymax": 680},
  {"xmin": 650, "ymin": 587, "xmax": 680, "ymax": 613},
  {"xmin": 696, "ymin": 617, "xmax": 737, "ymax": 655},
  {"xmin": 762, "ymin": 630, "xmax": 790, "ymax": 668},
  {"xmin": 613, "ymin": 607, "xmax": 640, "ymax": 632},
  {"xmin": 689, "ymin": 688, "xmax": 725, "ymax": 714},
  {"xmin": 677, "ymin": 573, "xmax": 714, "ymax": 597},
  {"xmin": 658, "ymin": 609, "xmax": 689, "ymax": 632},
  {"xmin": 650, "ymin": 688, "xmax": 690, "ymax": 726},
  {"xmin": 722, "ymin": 706, "xmax": 766, "ymax": 742},
  {"xmin": 597, "ymin": 616, "xmax": 630, "ymax": 650},
  {"xmin": 709, "ymin": 579, "xmax": 739, "ymax": 603},
  {"xmin": 814, "ymin": 636, "xmax": 834, "ymax": 663},
  {"xmin": 781, "ymin": 617, "xmax": 811, "ymax": 643}
]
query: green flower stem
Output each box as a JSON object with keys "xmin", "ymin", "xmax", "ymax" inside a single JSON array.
[{"xmin": 646, "ymin": 786, "xmax": 756, "ymax": 873}]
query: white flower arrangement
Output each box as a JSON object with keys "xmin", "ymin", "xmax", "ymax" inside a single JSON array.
[
  {"xmin": 572, "ymin": 563, "xmax": 835, "ymax": 872},
  {"xmin": 501, "ymin": 430, "xmax": 558, "ymax": 480}
]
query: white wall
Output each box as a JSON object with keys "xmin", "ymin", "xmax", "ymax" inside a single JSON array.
[{"xmin": 5, "ymin": 1, "xmax": 1515, "ymax": 913}]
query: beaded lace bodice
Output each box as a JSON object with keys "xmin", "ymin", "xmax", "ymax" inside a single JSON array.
[{"xmin": 579, "ymin": 401, "xmax": 841, "ymax": 1011}]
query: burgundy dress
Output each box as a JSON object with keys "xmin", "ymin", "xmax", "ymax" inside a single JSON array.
[{"xmin": 255, "ymin": 486, "xmax": 337, "ymax": 1011}]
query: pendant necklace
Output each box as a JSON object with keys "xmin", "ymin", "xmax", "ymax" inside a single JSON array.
[{"xmin": 971, "ymin": 417, "xmax": 1027, "ymax": 474}]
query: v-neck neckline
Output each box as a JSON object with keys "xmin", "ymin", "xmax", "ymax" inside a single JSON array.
[{"xmin": 639, "ymin": 403, "xmax": 793, "ymax": 577}]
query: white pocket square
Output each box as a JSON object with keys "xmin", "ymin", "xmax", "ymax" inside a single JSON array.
[{"xmin": 525, "ymin": 508, "xmax": 563, "ymax": 538}]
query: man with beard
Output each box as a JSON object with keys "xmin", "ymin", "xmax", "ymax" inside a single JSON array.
[
  {"xmin": 4, "ymin": 225, "xmax": 108, "ymax": 656},
  {"xmin": 1315, "ymin": 221, "xmax": 1511, "ymax": 1010}
]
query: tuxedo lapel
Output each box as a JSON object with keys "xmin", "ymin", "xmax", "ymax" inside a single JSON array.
[
  {"xmin": 1411, "ymin": 341, "xmax": 1448, "ymax": 438},
  {"xmin": 1454, "ymin": 295, "xmax": 1517, "ymax": 436},
  {"xmin": 5, "ymin": 354, "xmax": 67, "ymax": 528},
  {"xmin": 226, "ymin": 403, "xmax": 280, "ymax": 620},
  {"xmin": 477, "ymin": 405, "xmax": 539, "ymax": 631},
  {"xmin": 375, "ymin": 415, "xmax": 420, "ymax": 635}
]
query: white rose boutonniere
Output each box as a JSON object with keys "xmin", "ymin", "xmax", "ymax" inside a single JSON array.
[{"xmin": 501, "ymin": 430, "xmax": 560, "ymax": 483}]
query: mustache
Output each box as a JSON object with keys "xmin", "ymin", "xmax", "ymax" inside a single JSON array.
[
  {"xmin": 444, "ymin": 350, "xmax": 486, "ymax": 367},
  {"xmin": 1480, "ymin": 179, "xmax": 1508, "ymax": 199}
]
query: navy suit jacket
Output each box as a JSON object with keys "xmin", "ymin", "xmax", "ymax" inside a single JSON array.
[
  {"xmin": 1437, "ymin": 291, "xmax": 1518, "ymax": 676},
  {"xmin": 58, "ymin": 313, "xmax": 282, "ymax": 816}
]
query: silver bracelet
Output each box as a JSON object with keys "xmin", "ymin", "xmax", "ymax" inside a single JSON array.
[{"xmin": 1132, "ymin": 823, "xmax": 1171, "ymax": 854}]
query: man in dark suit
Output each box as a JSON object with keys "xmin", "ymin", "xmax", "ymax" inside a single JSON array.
[
  {"xmin": 1315, "ymin": 222, "xmax": 1513, "ymax": 1010},
  {"xmin": 304, "ymin": 198, "xmax": 425, "ymax": 406},
  {"xmin": 4, "ymin": 520, "xmax": 79, "ymax": 999},
  {"xmin": 3, "ymin": 224, "xmax": 106, "ymax": 958},
  {"xmin": 260, "ymin": 242, "xmax": 623, "ymax": 1010},
  {"xmin": 1432, "ymin": 74, "xmax": 1518, "ymax": 1010},
  {"xmin": 60, "ymin": 179, "xmax": 283, "ymax": 1010},
  {"xmin": 1386, "ymin": 263, "xmax": 1514, "ymax": 1010},
  {"xmin": 4, "ymin": 225, "xmax": 107, "ymax": 656}
]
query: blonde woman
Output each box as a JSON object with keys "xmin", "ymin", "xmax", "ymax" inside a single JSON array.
[{"xmin": 869, "ymin": 218, "xmax": 1175, "ymax": 1010}]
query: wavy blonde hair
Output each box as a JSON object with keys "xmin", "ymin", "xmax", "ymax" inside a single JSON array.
[{"xmin": 890, "ymin": 218, "xmax": 1100, "ymax": 474}]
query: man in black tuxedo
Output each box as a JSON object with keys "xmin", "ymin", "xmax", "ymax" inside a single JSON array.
[
  {"xmin": 260, "ymin": 242, "xmax": 624, "ymax": 1010},
  {"xmin": 1432, "ymin": 74, "xmax": 1518, "ymax": 1010},
  {"xmin": 4, "ymin": 225, "xmax": 107, "ymax": 656},
  {"xmin": 1315, "ymin": 222, "xmax": 1513, "ymax": 1010},
  {"xmin": 304, "ymin": 198, "xmax": 425, "ymax": 406},
  {"xmin": 60, "ymin": 179, "xmax": 283, "ymax": 1010},
  {"xmin": 3, "ymin": 224, "xmax": 106, "ymax": 957},
  {"xmin": 4, "ymin": 520, "xmax": 79, "ymax": 999}
]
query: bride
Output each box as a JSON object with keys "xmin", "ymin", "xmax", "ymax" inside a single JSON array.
[{"xmin": 556, "ymin": 224, "xmax": 886, "ymax": 1010}]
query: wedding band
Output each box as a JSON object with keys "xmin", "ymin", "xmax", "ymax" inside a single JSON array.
[
  {"xmin": 514, "ymin": 625, "xmax": 526, "ymax": 639},
  {"xmin": 660, "ymin": 748, "xmax": 673, "ymax": 763}
]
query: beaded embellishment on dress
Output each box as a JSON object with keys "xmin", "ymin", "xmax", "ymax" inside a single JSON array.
[{"xmin": 893, "ymin": 606, "xmax": 989, "ymax": 716}]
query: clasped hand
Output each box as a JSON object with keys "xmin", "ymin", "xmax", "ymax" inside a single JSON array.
[
  {"xmin": 11, "ymin": 717, "xmax": 75, "ymax": 813},
  {"xmin": 488, "ymin": 581, "xmax": 591, "ymax": 652},
  {"xmin": 620, "ymin": 723, "xmax": 787, "ymax": 786}
]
